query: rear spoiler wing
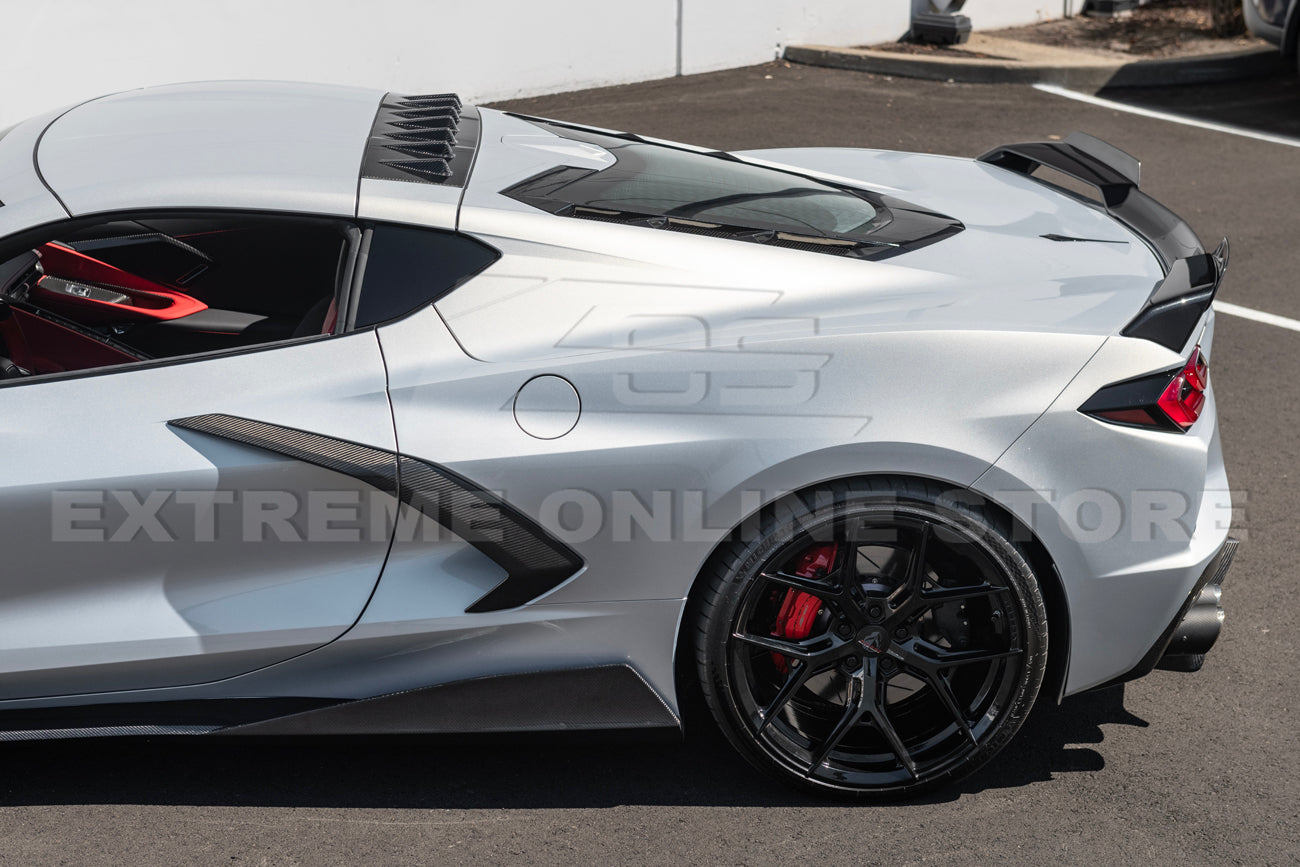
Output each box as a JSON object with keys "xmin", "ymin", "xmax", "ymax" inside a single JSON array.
[{"xmin": 978, "ymin": 132, "xmax": 1227, "ymax": 352}]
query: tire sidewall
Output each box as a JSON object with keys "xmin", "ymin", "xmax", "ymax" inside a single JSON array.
[{"xmin": 697, "ymin": 483, "xmax": 1048, "ymax": 800}]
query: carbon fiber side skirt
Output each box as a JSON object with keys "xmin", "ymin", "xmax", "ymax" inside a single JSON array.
[
  {"xmin": 0, "ymin": 666, "xmax": 679, "ymax": 739},
  {"xmin": 218, "ymin": 665, "xmax": 680, "ymax": 736}
]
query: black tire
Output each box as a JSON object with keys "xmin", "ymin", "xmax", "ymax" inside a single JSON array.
[{"xmin": 694, "ymin": 477, "xmax": 1048, "ymax": 800}]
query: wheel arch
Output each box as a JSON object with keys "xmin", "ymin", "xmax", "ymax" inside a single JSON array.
[{"xmin": 672, "ymin": 471, "xmax": 1072, "ymax": 726}]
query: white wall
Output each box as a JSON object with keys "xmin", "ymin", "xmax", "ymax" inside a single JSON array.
[
  {"xmin": 912, "ymin": 0, "xmax": 1079, "ymax": 29},
  {"xmin": 0, "ymin": 0, "xmax": 678, "ymax": 127},
  {"xmin": 958, "ymin": 0, "xmax": 1076, "ymax": 29},
  {"xmin": 680, "ymin": 1, "xmax": 913, "ymax": 76},
  {"xmin": 0, "ymin": 1, "xmax": 1068, "ymax": 128}
]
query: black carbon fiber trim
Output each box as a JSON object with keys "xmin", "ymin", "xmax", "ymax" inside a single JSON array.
[
  {"xmin": 0, "ymin": 697, "xmax": 342, "ymax": 735},
  {"xmin": 498, "ymin": 117, "xmax": 963, "ymax": 262},
  {"xmin": 977, "ymin": 132, "xmax": 1204, "ymax": 271},
  {"xmin": 218, "ymin": 665, "xmax": 680, "ymax": 736},
  {"xmin": 167, "ymin": 414, "xmax": 583, "ymax": 612},
  {"xmin": 1121, "ymin": 249, "xmax": 1223, "ymax": 352},
  {"xmin": 0, "ymin": 725, "xmax": 217, "ymax": 741},
  {"xmin": 360, "ymin": 92, "xmax": 480, "ymax": 188},
  {"xmin": 168, "ymin": 413, "xmax": 399, "ymax": 497},
  {"xmin": 397, "ymin": 456, "xmax": 584, "ymax": 613}
]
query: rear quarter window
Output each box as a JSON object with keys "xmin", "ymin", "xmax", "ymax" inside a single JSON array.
[{"xmin": 353, "ymin": 225, "xmax": 499, "ymax": 328}]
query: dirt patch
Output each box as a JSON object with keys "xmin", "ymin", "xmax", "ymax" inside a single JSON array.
[
  {"xmin": 869, "ymin": 0, "xmax": 1267, "ymax": 60},
  {"xmin": 989, "ymin": 0, "xmax": 1266, "ymax": 57}
]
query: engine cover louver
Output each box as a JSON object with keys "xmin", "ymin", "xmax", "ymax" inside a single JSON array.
[{"xmin": 360, "ymin": 92, "xmax": 480, "ymax": 188}]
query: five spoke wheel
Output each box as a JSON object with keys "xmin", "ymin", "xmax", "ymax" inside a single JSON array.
[{"xmin": 697, "ymin": 481, "xmax": 1047, "ymax": 799}]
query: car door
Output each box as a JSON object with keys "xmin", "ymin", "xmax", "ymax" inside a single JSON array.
[{"xmin": 0, "ymin": 330, "xmax": 398, "ymax": 700}]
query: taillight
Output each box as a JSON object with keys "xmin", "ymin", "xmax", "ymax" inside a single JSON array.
[
  {"xmin": 1156, "ymin": 348, "xmax": 1208, "ymax": 430},
  {"xmin": 1080, "ymin": 345, "xmax": 1209, "ymax": 433}
]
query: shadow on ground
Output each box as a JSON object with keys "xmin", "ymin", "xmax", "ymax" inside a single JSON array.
[
  {"xmin": 0, "ymin": 686, "xmax": 1146, "ymax": 809},
  {"xmin": 1100, "ymin": 67, "xmax": 1300, "ymax": 139}
]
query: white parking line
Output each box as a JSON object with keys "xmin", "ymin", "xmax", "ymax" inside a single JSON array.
[
  {"xmin": 1215, "ymin": 301, "xmax": 1300, "ymax": 333},
  {"xmin": 1033, "ymin": 83, "xmax": 1300, "ymax": 149}
]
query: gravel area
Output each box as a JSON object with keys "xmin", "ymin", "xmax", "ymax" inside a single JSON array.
[{"xmin": 868, "ymin": 0, "xmax": 1268, "ymax": 59}]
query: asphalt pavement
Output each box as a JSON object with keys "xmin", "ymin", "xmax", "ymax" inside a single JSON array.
[{"xmin": 0, "ymin": 63, "xmax": 1296, "ymax": 865}]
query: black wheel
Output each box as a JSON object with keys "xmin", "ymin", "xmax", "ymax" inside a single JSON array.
[{"xmin": 694, "ymin": 478, "xmax": 1047, "ymax": 799}]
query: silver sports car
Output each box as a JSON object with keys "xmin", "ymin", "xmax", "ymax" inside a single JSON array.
[{"xmin": 0, "ymin": 82, "xmax": 1235, "ymax": 799}]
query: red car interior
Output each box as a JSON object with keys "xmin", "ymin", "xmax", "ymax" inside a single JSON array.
[
  {"xmin": 0, "ymin": 216, "xmax": 348, "ymax": 379},
  {"xmin": 0, "ymin": 307, "xmax": 142, "ymax": 374},
  {"xmin": 33, "ymin": 243, "xmax": 208, "ymax": 324}
]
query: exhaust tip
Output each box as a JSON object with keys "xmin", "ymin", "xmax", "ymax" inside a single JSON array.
[{"xmin": 1157, "ymin": 582, "xmax": 1226, "ymax": 671}]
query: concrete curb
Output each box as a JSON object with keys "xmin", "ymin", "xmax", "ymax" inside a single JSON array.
[{"xmin": 784, "ymin": 42, "xmax": 1284, "ymax": 93}]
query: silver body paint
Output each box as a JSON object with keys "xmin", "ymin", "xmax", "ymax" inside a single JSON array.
[{"xmin": 0, "ymin": 84, "xmax": 1227, "ymax": 724}]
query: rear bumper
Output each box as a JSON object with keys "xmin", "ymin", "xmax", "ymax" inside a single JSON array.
[{"xmin": 1099, "ymin": 536, "xmax": 1237, "ymax": 687}]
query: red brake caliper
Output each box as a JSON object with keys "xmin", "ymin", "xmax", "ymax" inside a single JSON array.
[{"xmin": 769, "ymin": 543, "xmax": 839, "ymax": 674}]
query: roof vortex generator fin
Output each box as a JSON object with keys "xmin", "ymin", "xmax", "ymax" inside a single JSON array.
[{"xmin": 360, "ymin": 92, "xmax": 480, "ymax": 188}]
